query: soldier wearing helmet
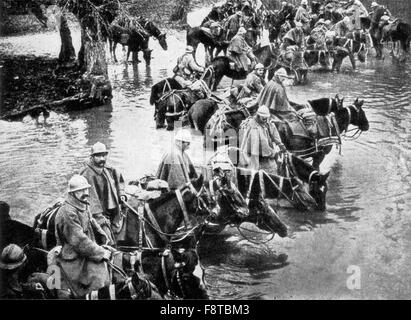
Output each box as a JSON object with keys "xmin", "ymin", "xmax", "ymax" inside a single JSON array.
[
  {"xmin": 256, "ymin": 68, "xmax": 296, "ymax": 116},
  {"xmin": 0, "ymin": 244, "xmax": 28, "ymax": 299},
  {"xmin": 173, "ymin": 46, "xmax": 205, "ymax": 88},
  {"xmin": 239, "ymin": 105, "xmax": 287, "ymax": 174},
  {"xmin": 224, "ymin": 10, "xmax": 244, "ymax": 41},
  {"xmin": 233, "ymin": 63, "xmax": 266, "ymax": 102},
  {"xmin": 227, "ymin": 27, "xmax": 257, "ymax": 72},
  {"xmin": 51, "ymin": 174, "xmax": 112, "ymax": 298},
  {"xmin": 156, "ymin": 129, "xmax": 199, "ymax": 190},
  {"xmin": 294, "ymin": 0, "xmax": 311, "ymax": 35},
  {"xmin": 79, "ymin": 142, "xmax": 126, "ymax": 246}
]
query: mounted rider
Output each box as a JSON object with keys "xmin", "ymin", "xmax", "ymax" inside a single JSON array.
[
  {"xmin": 224, "ymin": 10, "xmax": 244, "ymax": 40},
  {"xmin": 156, "ymin": 129, "xmax": 198, "ymax": 190},
  {"xmin": 52, "ymin": 175, "xmax": 112, "ymax": 298},
  {"xmin": 240, "ymin": 105, "xmax": 287, "ymax": 174},
  {"xmin": 173, "ymin": 46, "xmax": 205, "ymax": 88},
  {"xmin": 232, "ymin": 63, "xmax": 266, "ymax": 103},
  {"xmin": 294, "ymin": 0, "xmax": 311, "ymax": 35},
  {"xmin": 344, "ymin": 0, "xmax": 368, "ymax": 31},
  {"xmin": 309, "ymin": 18, "xmax": 330, "ymax": 50},
  {"xmin": 330, "ymin": 16, "xmax": 352, "ymax": 37},
  {"xmin": 80, "ymin": 142, "xmax": 126, "ymax": 246},
  {"xmin": 0, "ymin": 244, "xmax": 28, "ymax": 299},
  {"xmin": 319, "ymin": 2, "xmax": 341, "ymax": 25},
  {"xmin": 257, "ymin": 68, "xmax": 296, "ymax": 118},
  {"xmin": 280, "ymin": 21, "xmax": 306, "ymax": 70},
  {"xmin": 227, "ymin": 27, "xmax": 257, "ymax": 73}
]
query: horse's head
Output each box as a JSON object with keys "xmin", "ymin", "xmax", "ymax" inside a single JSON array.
[
  {"xmin": 169, "ymin": 248, "xmax": 208, "ymax": 299},
  {"xmin": 247, "ymin": 199, "xmax": 288, "ymax": 237},
  {"xmin": 351, "ymin": 99, "xmax": 369, "ymax": 131},
  {"xmin": 335, "ymin": 94, "xmax": 344, "ymax": 110},
  {"xmin": 308, "ymin": 171, "xmax": 330, "ymax": 211},
  {"xmin": 158, "ymin": 33, "xmax": 168, "ymax": 50}
]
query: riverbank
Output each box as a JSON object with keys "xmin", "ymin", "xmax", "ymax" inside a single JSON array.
[{"xmin": 0, "ymin": 0, "xmax": 221, "ymax": 120}]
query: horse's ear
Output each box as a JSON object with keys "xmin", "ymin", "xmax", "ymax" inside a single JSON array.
[
  {"xmin": 320, "ymin": 171, "xmax": 330, "ymax": 183},
  {"xmin": 354, "ymin": 98, "xmax": 359, "ymax": 104},
  {"xmin": 359, "ymin": 100, "xmax": 364, "ymax": 108}
]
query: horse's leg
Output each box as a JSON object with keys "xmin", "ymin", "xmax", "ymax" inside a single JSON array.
[
  {"xmin": 348, "ymin": 53, "xmax": 356, "ymax": 70},
  {"xmin": 113, "ymin": 42, "xmax": 118, "ymax": 63}
]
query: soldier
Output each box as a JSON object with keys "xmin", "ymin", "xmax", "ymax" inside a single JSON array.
[
  {"xmin": 174, "ymin": 46, "xmax": 205, "ymax": 88},
  {"xmin": 52, "ymin": 175, "xmax": 112, "ymax": 298},
  {"xmin": 80, "ymin": 142, "xmax": 126, "ymax": 246}
]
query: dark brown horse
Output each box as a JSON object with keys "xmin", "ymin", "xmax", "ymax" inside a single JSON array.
[
  {"xmin": 381, "ymin": 19, "xmax": 411, "ymax": 62},
  {"xmin": 275, "ymin": 99, "xmax": 369, "ymax": 169},
  {"xmin": 209, "ymin": 44, "xmax": 280, "ymax": 91}
]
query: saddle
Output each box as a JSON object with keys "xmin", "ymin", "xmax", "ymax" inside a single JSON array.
[{"xmin": 125, "ymin": 179, "xmax": 169, "ymax": 202}]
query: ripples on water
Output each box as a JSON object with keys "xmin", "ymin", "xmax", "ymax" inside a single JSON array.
[{"xmin": 1, "ymin": 8, "xmax": 411, "ymax": 298}]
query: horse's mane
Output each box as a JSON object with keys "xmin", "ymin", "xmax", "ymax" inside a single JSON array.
[{"xmin": 147, "ymin": 191, "xmax": 177, "ymax": 210}]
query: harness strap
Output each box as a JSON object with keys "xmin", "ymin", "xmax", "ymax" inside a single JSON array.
[
  {"xmin": 41, "ymin": 230, "xmax": 48, "ymax": 249},
  {"xmin": 175, "ymin": 189, "xmax": 192, "ymax": 228},
  {"xmin": 328, "ymin": 98, "xmax": 333, "ymax": 115},
  {"xmin": 308, "ymin": 171, "xmax": 318, "ymax": 185},
  {"xmin": 88, "ymin": 290, "xmax": 99, "ymax": 300},
  {"xmin": 161, "ymin": 250, "xmax": 171, "ymax": 293},
  {"xmin": 259, "ymin": 170, "xmax": 266, "ymax": 199},
  {"xmin": 109, "ymin": 284, "xmax": 116, "ymax": 300},
  {"xmin": 127, "ymin": 278, "xmax": 138, "ymax": 299}
]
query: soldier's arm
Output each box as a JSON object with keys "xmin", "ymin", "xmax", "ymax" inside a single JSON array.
[
  {"xmin": 62, "ymin": 209, "xmax": 108, "ymax": 261},
  {"xmin": 188, "ymin": 57, "xmax": 204, "ymax": 73}
]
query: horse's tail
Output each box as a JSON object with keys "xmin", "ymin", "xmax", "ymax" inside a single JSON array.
[{"xmin": 150, "ymin": 84, "xmax": 158, "ymax": 105}]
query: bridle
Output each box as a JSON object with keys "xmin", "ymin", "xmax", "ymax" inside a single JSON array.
[{"xmin": 341, "ymin": 104, "xmax": 364, "ymax": 140}]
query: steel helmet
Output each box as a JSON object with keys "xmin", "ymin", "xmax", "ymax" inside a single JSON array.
[
  {"xmin": 257, "ymin": 105, "xmax": 271, "ymax": 118},
  {"xmin": 325, "ymin": 3, "xmax": 333, "ymax": 9},
  {"xmin": 186, "ymin": 45, "xmax": 194, "ymax": 53},
  {"xmin": 380, "ymin": 15, "xmax": 390, "ymax": 23},
  {"xmin": 275, "ymin": 67, "xmax": 289, "ymax": 79},
  {"xmin": 343, "ymin": 16, "xmax": 351, "ymax": 24},
  {"xmin": 212, "ymin": 154, "xmax": 232, "ymax": 171},
  {"xmin": 301, "ymin": 0, "xmax": 308, "ymax": 6},
  {"xmin": 295, "ymin": 21, "xmax": 303, "ymax": 28},
  {"xmin": 0, "ymin": 244, "xmax": 27, "ymax": 270},
  {"xmin": 91, "ymin": 142, "xmax": 108, "ymax": 156},
  {"xmin": 68, "ymin": 175, "xmax": 91, "ymax": 193},
  {"xmin": 237, "ymin": 27, "xmax": 247, "ymax": 35},
  {"xmin": 316, "ymin": 18, "xmax": 326, "ymax": 25},
  {"xmin": 175, "ymin": 129, "xmax": 192, "ymax": 143},
  {"xmin": 371, "ymin": 2, "xmax": 378, "ymax": 8},
  {"xmin": 254, "ymin": 63, "xmax": 265, "ymax": 70},
  {"xmin": 236, "ymin": 11, "xmax": 243, "ymax": 16}
]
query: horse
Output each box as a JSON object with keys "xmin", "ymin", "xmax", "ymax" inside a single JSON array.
[
  {"xmin": 150, "ymin": 78, "xmax": 183, "ymax": 121},
  {"xmin": 243, "ymin": 13, "xmax": 263, "ymax": 48},
  {"xmin": 209, "ymin": 44, "xmax": 280, "ymax": 91},
  {"xmin": 137, "ymin": 17, "xmax": 168, "ymax": 51},
  {"xmin": 369, "ymin": 6, "xmax": 391, "ymax": 59},
  {"xmin": 108, "ymin": 24, "xmax": 152, "ymax": 64},
  {"xmin": 275, "ymin": 98, "xmax": 370, "ymax": 169},
  {"xmin": 187, "ymin": 99, "xmax": 219, "ymax": 134},
  {"xmin": 155, "ymin": 80, "xmax": 211, "ymax": 130},
  {"xmin": 235, "ymin": 158, "xmax": 329, "ymax": 211},
  {"xmin": 198, "ymin": 169, "xmax": 288, "ymax": 238},
  {"xmin": 85, "ymin": 270, "xmax": 163, "ymax": 300},
  {"xmin": 110, "ymin": 248, "xmax": 208, "ymax": 299},
  {"xmin": 186, "ymin": 26, "xmax": 229, "ymax": 63},
  {"xmin": 330, "ymin": 30, "xmax": 368, "ymax": 72},
  {"xmin": 381, "ymin": 19, "xmax": 411, "ymax": 62},
  {"xmin": 305, "ymin": 95, "xmax": 345, "ymax": 116},
  {"xmin": 0, "ymin": 218, "xmax": 39, "ymax": 250}
]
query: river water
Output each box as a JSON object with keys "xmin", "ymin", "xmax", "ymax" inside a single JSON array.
[{"xmin": 1, "ymin": 7, "xmax": 411, "ymax": 300}]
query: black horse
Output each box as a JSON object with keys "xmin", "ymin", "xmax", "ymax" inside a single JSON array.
[
  {"xmin": 108, "ymin": 18, "xmax": 167, "ymax": 64},
  {"xmin": 235, "ymin": 156, "xmax": 329, "ymax": 211},
  {"xmin": 381, "ymin": 19, "xmax": 411, "ymax": 62},
  {"xmin": 108, "ymin": 24, "xmax": 152, "ymax": 64},
  {"xmin": 111, "ymin": 248, "xmax": 208, "ymax": 300},
  {"xmin": 186, "ymin": 26, "xmax": 229, "ymax": 63},
  {"xmin": 368, "ymin": 6, "xmax": 391, "ymax": 59},
  {"xmin": 275, "ymin": 99, "xmax": 370, "ymax": 169},
  {"xmin": 209, "ymin": 44, "xmax": 280, "ymax": 91},
  {"xmin": 155, "ymin": 82, "xmax": 210, "ymax": 130},
  {"xmin": 187, "ymin": 99, "xmax": 219, "ymax": 133},
  {"xmin": 330, "ymin": 30, "xmax": 368, "ymax": 72}
]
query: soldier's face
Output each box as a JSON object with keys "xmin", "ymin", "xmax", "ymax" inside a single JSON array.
[
  {"xmin": 92, "ymin": 153, "xmax": 107, "ymax": 167},
  {"xmin": 256, "ymin": 68, "xmax": 264, "ymax": 76},
  {"xmin": 74, "ymin": 189, "xmax": 90, "ymax": 204}
]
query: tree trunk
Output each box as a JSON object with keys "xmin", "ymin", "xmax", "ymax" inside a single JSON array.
[
  {"xmin": 80, "ymin": 30, "xmax": 112, "ymax": 105},
  {"xmin": 58, "ymin": 13, "xmax": 76, "ymax": 64}
]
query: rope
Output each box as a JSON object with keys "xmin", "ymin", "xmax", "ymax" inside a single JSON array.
[{"xmin": 236, "ymin": 225, "xmax": 275, "ymax": 245}]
